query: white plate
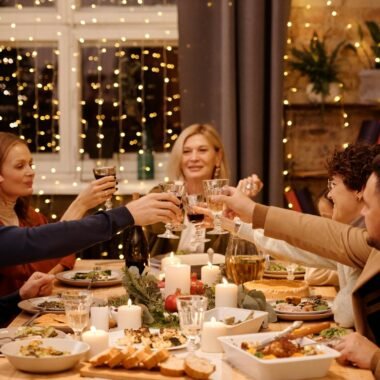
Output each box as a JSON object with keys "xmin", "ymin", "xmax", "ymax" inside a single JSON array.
[
  {"xmin": 273, "ymin": 300, "xmax": 332, "ymax": 315},
  {"xmin": 0, "ymin": 327, "xmax": 65, "ymax": 347},
  {"xmin": 56, "ymin": 270, "xmax": 122, "ymax": 287},
  {"xmin": 204, "ymin": 307, "xmax": 268, "ymax": 335},
  {"xmin": 1, "ymin": 338, "xmax": 89, "ymax": 373},
  {"xmin": 219, "ymin": 332, "xmax": 340, "ymax": 380},
  {"xmin": 108, "ymin": 328, "xmax": 188, "ymax": 351},
  {"xmin": 23, "ymin": 296, "xmax": 65, "ymax": 312}
]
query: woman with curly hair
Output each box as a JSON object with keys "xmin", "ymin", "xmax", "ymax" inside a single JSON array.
[{"xmin": 223, "ymin": 143, "xmax": 380, "ymax": 327}]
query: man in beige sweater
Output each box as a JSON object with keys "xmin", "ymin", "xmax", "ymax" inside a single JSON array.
[{"xmin": 216, "ymin": 155, "xmax": 380, "ymax": 379}]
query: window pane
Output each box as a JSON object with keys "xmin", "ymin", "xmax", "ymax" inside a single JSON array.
[
  {"xmin": 0, "ymin": 0, "xmax": 55, "ymax": 7},
  {"xmin": 0, "ymin": 45, "xmax": 59, "ymax": 153},
  {"xmin": 79, "ymin": 0, "xmax": 176, "ymax": 7},
  {"xmin": 81, "ymin": 44, "xmax": 180, "ymax": 158}
]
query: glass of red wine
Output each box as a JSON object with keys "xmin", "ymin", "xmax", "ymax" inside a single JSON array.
[
  {"xmin": 93, "ymin": 166, "xmax": 116, "ymax": 210},
  {"xmin": 183, "ymin": 193, "xmax": 210, "ymax": 246}
]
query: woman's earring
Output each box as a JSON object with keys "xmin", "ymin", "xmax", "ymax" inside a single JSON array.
[{"xmin": 214, "ymin": 166, "xmax": 220, "ymax": 179}]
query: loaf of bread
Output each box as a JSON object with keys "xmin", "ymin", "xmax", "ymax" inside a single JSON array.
[
  {"xmin": 184, "ymin": 355, "xmax": 216, "ymax": 380},
  {"xmin": 159, "ymin": 356, "xmax": 185, "ymax": 377}
]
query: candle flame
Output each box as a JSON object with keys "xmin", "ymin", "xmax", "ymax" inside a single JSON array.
[
  {"xmin": 90, "ymin": 326, "xmax": 96, "ymax": 333},
  {"xmin": 222, "ymin": 277, "xmax": 228, "ymax": 284},
  {"xmin": 211, "ymin": 317, "xmax": 216, "ymax": 323},
  {"xmin": 207, "ymin": 262, "xmax": 212, "ymax": 268},
  {"xmin": 169, "ymin": 251, "xmax": 174, "ymax": 258},
  {"xmin": 127, "ymin": 298, "xmax": 132, "ymax": 306}
]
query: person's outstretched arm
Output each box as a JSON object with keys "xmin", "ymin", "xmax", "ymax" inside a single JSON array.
[{"xmin": 0, "ymin": 192, "xmax": 180, "ymax": 267}]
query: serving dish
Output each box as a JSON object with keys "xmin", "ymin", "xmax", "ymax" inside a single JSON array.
[
  {"xmin": 56, "ymin": 269, "xmax": 123, "ymax": 287},
  {"xmin": 0, "ymin": 326, "xmax": 65, "ymax": 345},
  {"xmin": 218, "ymin": 332, "xmax": 340, "ymax": 380},
  {"xmin": 204, "ymin": 307, "xmax": 268, "ymax": 335},
  {"xmin": 1, "ymin": 338, "xmax": 89, "ymax": 373},
  {"xmin": 263, "ymin": 261, "xmax": 305, "ymax": 280}
]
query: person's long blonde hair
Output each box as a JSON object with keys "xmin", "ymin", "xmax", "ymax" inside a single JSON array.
[{"xmin": 166, "ymin": 123, "xmax": 230, "ymax": 181}]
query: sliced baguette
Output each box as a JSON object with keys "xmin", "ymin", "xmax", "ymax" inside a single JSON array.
[
  {"xmin": 142, "ymin": 349, "xmax": 170, "ymax": 370},
  {"xmin": 106, "ymin": 347, "xmax": 126, "ymax": 368},
  {"xmin": 184, "ymin": 355, "xmax": 215, "ymax": 380},
  {"xmin": 89, "ymin": 347, "xmax": 113, "ymax": 367},
  {"xmin": 122, "ymin": 346, "xmax": 152, "ymax": 369},
  {"xmin": 160, "ymin": 356, "xmax": 185, "ymax": 377}
]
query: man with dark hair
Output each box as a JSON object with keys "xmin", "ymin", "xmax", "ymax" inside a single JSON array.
[{"xmin": 215, "ymin": 152, "xmax": 380, "ymax": 379}]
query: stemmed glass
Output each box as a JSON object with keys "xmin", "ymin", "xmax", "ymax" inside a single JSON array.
[
  {"xmin": 158, "ymin": 181, "xmax": 186, "ymax": 239},
  {"xmin": 285, "ymin": 262, "xmax": 298, "ymax": 280},
  {"xmin": 203, "ymin": 179, "xmax": 229, "ymax": 235},
  {"xmin": 63, "ymin": 290, "xmax": 92, "ymax": 340},
  {"xmin": 176, "ymin": 295, "xmax": 208, "ymax": 352},
  {"xmin": 183, "ymin": 194, "xmax": 210, "ymax": 246},
  {"xmin": 93, "ymin": 166, "xmax": 116, "ymax": 210}
]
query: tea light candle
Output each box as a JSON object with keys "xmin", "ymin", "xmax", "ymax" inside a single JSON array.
[
  {"xmin": 90, "ymin": 305, "xmax": 109, "ymax": 331},
  {"xmin": 201, "ymin": 262, "xmax": 220, "ymax": 286},
  {"xmin": 82, "ymin": 326, "xmax": 109, "ymax": 358},
  {"xmin": 161, "ymin": 251, "xmax": 181, "ymax": 272},
  {"xmin": 117, "ymin": 299, "xmax": 142, "ymax": 330},
  {"xmin": 165, "ymin": 263, "xmax": 191, "ymax": 297},
  {"xmin": 201, "ymin": 317, "xmax": 227, "ymax": 353},
  {"xmin": 215, "ymin": 277, "xmax": 238, "ymax": 308}
]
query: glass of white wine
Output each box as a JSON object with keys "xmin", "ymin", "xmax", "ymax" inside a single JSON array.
[
  {"xmin": 203, "ymin": 179, "xmax": 229, "ymax": 235},
  {"xmin": 63, "ymin": 290, "xmax": 92, "ymax": 340},
  {"xmin": 93, "ymin": 165, "xmax": 116, "ymax": 210},
  {"xmin": 176, "ymin": 295, "xmax": 208, "ymax": 352}
]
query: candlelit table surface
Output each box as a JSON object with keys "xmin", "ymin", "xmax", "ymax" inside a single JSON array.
[{"xmin": 2, "ymin": 260, "xmax": 374, "ymax": 380}]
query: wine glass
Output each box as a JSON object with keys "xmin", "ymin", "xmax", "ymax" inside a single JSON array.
[
  {"xmin": 93, "ymin": 165, "xmax": 116, "ymax": 210},
  {"xmin": 183, "ymin": 193, "xmax": 210, "ymax": 247},
  {"xmin": 158, "ymin": 181, "xmax": 186, "ymax": 239},
  {"xmin": 285, "ymin": 262, "xmax": 298, "ymax": 280},
  {"xmin": 176, "ymin": 295, "xmax": 208, "ymax": 352},
  {"xmin": 62, "ymin": 290, "xmax": 92, "ymax": 340},
  {"xmin": 202, "ymin": 179, "xmax": 229, "ymax": 235}
]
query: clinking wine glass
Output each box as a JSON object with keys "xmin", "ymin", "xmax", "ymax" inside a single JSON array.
[
  {"xmin": 93, "ymin": 166, "xmax": 116, "ymax": 210},
  {"xmin": 63, "ymin": 290, "xmax": 92, "ymax": 340},
  {"xmin": 183, "ymin": 193, "xmax": 210, "ymax": 246},
  {"xmin": 202, "ymin": 179, "xmax": 229, "ymax": 235},
  {"xmin": 158, "ymin": 181, "xmax": 186, "ymax": 239},
  {"xmin": 176, "ymin": 295, "xmax": 208, "ymax": 352}
]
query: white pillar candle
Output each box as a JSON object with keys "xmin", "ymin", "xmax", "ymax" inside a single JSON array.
[
  {"xmin": 117, "ymin": 299, "xmax": 142, "ymax": 330},
  {"xmin": 201, "ymin": 317, "xmax": 227, "ymax": 353},
  {"xmin": 82, "ymin": 326, "xmax": 109, "ymax": 358},
  {"xmin": 161, "ymin": 251, "xmax": 181, "ymax": 272},
  {"xmin": 164, "ymin": 263, "xmax": 191, "ymax": 297},
  {"xmin": 90, "ymin": 306, "xmax": 109, "ymax": 331},
  {"xmin": 201, "ymin": 262, "xmax": 220, "ymax": 286},
  {"xmin": 215, "ymin": 277, "xmax": 238, "ymax": 308}
]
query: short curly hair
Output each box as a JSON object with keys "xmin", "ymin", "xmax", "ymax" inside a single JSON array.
[{"xmin": 327, "ymin": 144, "xmax": 380, "ymax": 191}]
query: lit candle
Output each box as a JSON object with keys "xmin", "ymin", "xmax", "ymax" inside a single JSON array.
[
  {"xmin": 161, "ymin": 251, "xmax": 181, "ymax": 272},
  {"xmin": 164, "ymin": 263, "xmax": 191, "ymax": 297},
  {"xmin": 201, "ymin": 262, "xmax": 220, "ymax": 286},
  {"xmin": 201, "ymin": 317, "xmax": 227, "ymax": 353},
  {"xmin": 82, "ymin": 326, "xmax": 109, "ymax": 358},
  {"xmin": 117, "ymin": 299, "xmax": 142, "ymax": 330},
  {"xmin": 90, "ymin": 305, "xmax": 109, "ymax": 331},
  {"xmin": 215, "ymin": 277, "xmax": 238, "ymax": 308}
]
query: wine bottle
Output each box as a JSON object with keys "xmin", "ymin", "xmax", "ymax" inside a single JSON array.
[{"xmin": 123, "ymin": 193, "xmax": 149, "ymax": 274}]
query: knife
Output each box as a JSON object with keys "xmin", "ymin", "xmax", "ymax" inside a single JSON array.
[{"xmin": 255, "ymin": 320, "xmax": 303, "ymax": 351}]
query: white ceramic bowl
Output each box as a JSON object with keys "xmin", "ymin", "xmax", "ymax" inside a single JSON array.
[
  {"xmin": 218, "ymin": 332, "xmax": 340, "ymax": 380},
  {"xmin": 1, "ymin": 338, "xmax": 89, "ymax": 373},
  {"xmin": 204, "ymin": 307, "xmax": 268, "ymax": 335}
]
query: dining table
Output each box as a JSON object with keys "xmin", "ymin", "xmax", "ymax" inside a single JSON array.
[{"xmin": 0, "ymin": 259, "xmax": 374, "ymax": 380}]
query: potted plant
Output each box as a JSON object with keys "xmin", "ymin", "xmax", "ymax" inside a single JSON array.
[
  {"xmin": 356, "ymin": 21, "xmax": 380, "ymax": 103},
  {"xmin": 288, "ymin": 32, "xmax": 345, "ymax": 103}
]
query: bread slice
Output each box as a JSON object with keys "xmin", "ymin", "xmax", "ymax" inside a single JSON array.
[
  {"xmin": 160, "ymin": 356, "xmax": 185, "ymax": 377},
  {"xmin": 106, "ymin": 347, "xmax": 126, "ymax": 368},
  {"xmin": 142, "ymin": 349, "xmax": 170, "ymax": 370},
  {"xmin": 89, "ymin": 347, "xmax": 113, "ymax": 367},
  {"xmin": 122, "ymin": 346, "xmax": 152, "ymax": 369},
  {"xmin": 184, "ymin": 355, "xmax": 215, "ymax": 380}
]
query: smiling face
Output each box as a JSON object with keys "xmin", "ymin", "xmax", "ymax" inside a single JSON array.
[
  {"xmin": 361, "ymin": 173, "xmax": 380, "ymax": 249},
  {"xmin": 0, "ymin": 143, "xmax": 35, "ymax": 202},
  {"xmin": 180, "ymin": 133, "xmax": 221, "ymax": 183},
  {"xmin": 327, "ymin": 175, "xmax": 363, "ymax": 224}
]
